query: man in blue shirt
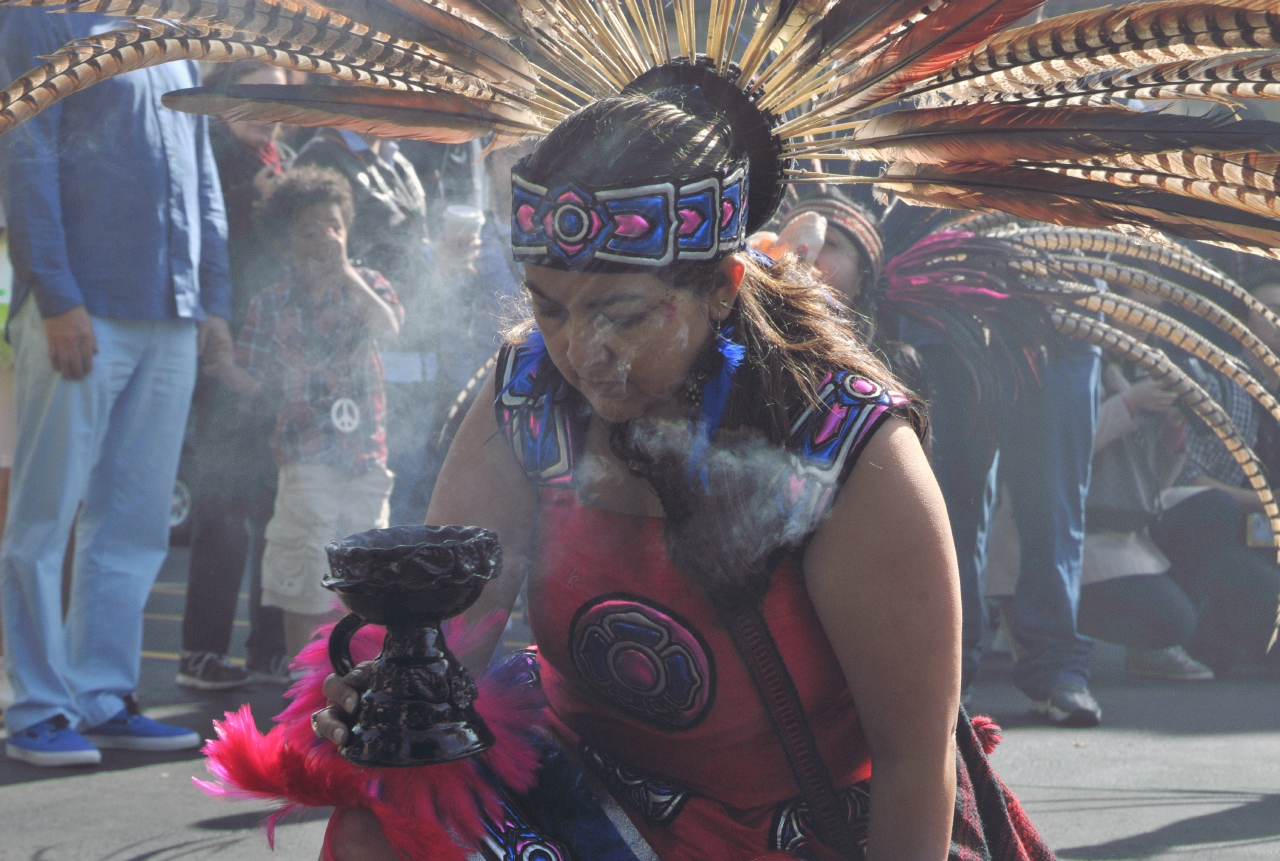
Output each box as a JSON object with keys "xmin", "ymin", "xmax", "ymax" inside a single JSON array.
[{"xmin": 0, "ymin": 9, "xmax": 232, "ymax": 766}]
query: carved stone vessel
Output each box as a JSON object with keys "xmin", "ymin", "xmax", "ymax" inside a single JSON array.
[{"xmin": 323, "ymin": 524, "xmax": 500, "ymax": 768}]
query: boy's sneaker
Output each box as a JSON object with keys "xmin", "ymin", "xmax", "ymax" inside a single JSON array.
[
  {"xmin": 175, "ymin": 651, "xmax": 252, "ymax": 691},
  {"xmin": 5, "ymin": 715, "xmax": 102, "ymax": 767},
  {"xmin": 1029, "ymin": 682, "xmax": 1102, "ymax": 728},
  {"xmin": 82, "ymin": 696, "xmax": 202, "ymax": 751},
  {"xmin": 1125, "ymin": 646, "xmax": 1214, "ymax": 682},
  {"xmin": 246, "ymin": 654, "xmax": 293, "ymax": 686}
]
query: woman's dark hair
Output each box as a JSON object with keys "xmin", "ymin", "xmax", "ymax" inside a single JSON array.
[
  {"xmin": 510, "ymin": 95, "xmax": 923, "ymax": 443},
  {"xmin": 257, "ymin": 165, "xmax": 356, "ymax": 244}
]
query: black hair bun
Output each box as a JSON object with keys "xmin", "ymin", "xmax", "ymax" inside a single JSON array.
[{"xmin": 622, "ymin": 59, "xmax": 790, "ymax": 235}]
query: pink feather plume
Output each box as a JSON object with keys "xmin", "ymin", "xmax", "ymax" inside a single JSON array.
[{"xmin": 198, "ymin": 611, "xmax": 546, "ymax": 860}]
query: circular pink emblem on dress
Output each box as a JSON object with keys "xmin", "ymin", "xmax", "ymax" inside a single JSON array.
[{"xmin": 570, "ymin": 594, "xmax": 715, "ymax": 730}]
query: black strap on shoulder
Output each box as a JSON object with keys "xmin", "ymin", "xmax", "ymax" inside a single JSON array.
[{"xmin": 723, "ymin": 608, "xmax": 862, "ymax": 859}]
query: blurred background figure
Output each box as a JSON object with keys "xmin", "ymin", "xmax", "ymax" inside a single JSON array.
[
  {"xmin": 750, "ymin": 190, "xmax": 911, "ymax": 383},
  {"xmin": 175, "ymin": 61, "xmax": 294, "ymax": 691},
  {"xmin": 387, "ymin": 203, "xmax": 487, "ymax": 525},
  {"xmin": 762, "ymin": 194, "xmax": 885, "ymax": 313},
  {"xmin": 295, "ymin": 125, "xmax": 430, "ymax": 529},
  {"xmin": 870, "ymin": 211, "xmax": 1102, "ymax": 727},
  {"xmin": 1077, "ymin": 363, "xmax": 1214, "ymax": 681},
  {"xmin": 1156, "ymin": 354, "xmax": 1280, "ymax": 678},
  {"xmin": 0, "ymin": 9, "xmax": 224, "ymax": 766},
  {"xmin": 294, "ymin": 126, "xmax": 427, "ymax": 296},
  {"xmin": 762, "ymin": 199, "xmax": 1100, "ymax": 724},
  {"xmin": 207, "ymin": 167, "xmax": 402, "ymax": 661}
]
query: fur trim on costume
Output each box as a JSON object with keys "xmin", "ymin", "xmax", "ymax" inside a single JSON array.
[{"xmin": 196, "ymin": 613, "xmax": 547, "ymax": 860}]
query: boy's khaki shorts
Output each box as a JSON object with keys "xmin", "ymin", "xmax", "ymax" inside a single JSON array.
[{"xmin": 262, "ymin": 462, "xmax": 393, "ymax": 615}]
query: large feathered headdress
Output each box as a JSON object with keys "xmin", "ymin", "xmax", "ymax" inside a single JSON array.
[{"xmin": 5, "ymin": 0, "xmax": 1280, "ymax": 269}]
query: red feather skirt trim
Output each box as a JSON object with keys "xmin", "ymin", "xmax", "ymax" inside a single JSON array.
[{"xmin": 196, "ymin": 615, "xmax": 546, "ymax": 860}]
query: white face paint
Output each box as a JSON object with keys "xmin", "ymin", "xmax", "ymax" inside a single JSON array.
[{"xmin": 523, "ymin": 264, "xmax": 717, "ymax": 424}]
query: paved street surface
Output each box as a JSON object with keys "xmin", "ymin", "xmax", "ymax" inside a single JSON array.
[{"xmin": 2, "ymin": 547, "xmax": 1278, "ymax": 860}]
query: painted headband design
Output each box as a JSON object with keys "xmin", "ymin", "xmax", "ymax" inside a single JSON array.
[{"xmin": 511, "ymin": 159, "xmax": 748, "ymax": 268}]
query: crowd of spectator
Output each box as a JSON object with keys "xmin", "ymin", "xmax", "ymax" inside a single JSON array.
[
  {"xmin": 0, "ymin": 10, "xmax": 514, "ymax": 765},
  {"xmin": 1, "ymin": 13, "xmax": 1278, "ymax": 769}
]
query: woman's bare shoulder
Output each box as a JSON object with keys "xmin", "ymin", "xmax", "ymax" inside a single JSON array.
[{"xmin": 805, "ymin": 415, "xmax": 955, "ymax": 583}]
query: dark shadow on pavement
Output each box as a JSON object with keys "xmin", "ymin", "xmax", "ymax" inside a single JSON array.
[
  {"xmin": 42, "ymin": 832, "xmax": 262, "ymax": 861},
  {"xmin": 195, "ymin": 806, "xmax": 332, "ymax": 831},
  {"xmin": 1056, "ymin": 793, "xmax": 1280, "ymax": 859}
]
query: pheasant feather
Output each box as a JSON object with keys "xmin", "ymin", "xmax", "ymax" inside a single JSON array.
[
  {"xmin": 1026, "ymin": 160, "xmax": 1280, "ymax": 223},
  {"xmin": 796, "ymin": 104, "xmax": 1280, "ymax": 165},
  {"xmin": 876, "ymin": 163, "xmax": 1280, "ymax": 258},
  {"xmin": 1006, "ymin": 226, "xmax": 1280, "ymax": 334},
  {"xmin": 1029, "ymin": 255, "xmax": 1280, "ymax": 384},
  {"xmin": 962, "ymin": 53, "xmax": 1280, "ymax": 107},
  {"xmin": 779, "ymin": 0, "xmax": 1045, "ymax": 131},
  {"xmin": 915, "ymin": 0, "xmax": 1280, "ymax": 102},
  {"xmin": 0, "ymin": 26, "xmax": 401, "ymax": 133},
  {"xmin": 1043, "ymin": 288, "xmax": 1280, "ymax": 435},
  {"xmin": 163, "ymin": 82, "xmax": 544, "ymax": 142},
  {"xmin": 0, "ymin": 0, "xmax": 530, "ymax": 101}
]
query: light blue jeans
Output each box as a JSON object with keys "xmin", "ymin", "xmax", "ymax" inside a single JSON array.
[{"xmin": 2, "ymin": 299, "xmax": 196, "ymax": 734}]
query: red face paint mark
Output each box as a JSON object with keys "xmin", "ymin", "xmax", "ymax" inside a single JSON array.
[{"xmin": 659, "ymin": 297, "xmax": 677, "ymax": 321}]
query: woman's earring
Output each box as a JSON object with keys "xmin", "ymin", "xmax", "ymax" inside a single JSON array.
[
  {"xmin": 682, "ymin": 324, "xmax": 718, "ymax": 407},
  {"xmin": 683, "ymin": 363, "xmax": 711, "ymax": 407}
]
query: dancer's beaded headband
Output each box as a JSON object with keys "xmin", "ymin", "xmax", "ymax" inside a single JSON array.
[
  {"xmin": 511, "ymin": 159, "xmax": 749, "ymax": 268},
  {"xmin": 510, "ymin": 59, "xmax": 786, "ymax": 271}
]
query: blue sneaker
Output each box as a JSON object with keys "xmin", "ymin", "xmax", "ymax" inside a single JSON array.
[
  {"xmin": 81, "ymin": 696, "xmax": 202, "ymax": 752},
  {"xmin": 5, "ymin": 714, "xmax": 102, "ymax": 767}
]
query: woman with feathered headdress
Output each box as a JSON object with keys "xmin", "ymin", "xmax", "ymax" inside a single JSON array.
[{"xmin": 5, "ymin": 0, "xmax": 1280, "ymax": 858}]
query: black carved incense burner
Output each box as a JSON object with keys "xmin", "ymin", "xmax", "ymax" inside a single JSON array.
[{"xmin": 323, "ymin": 525, "xmax": 500, "ymax": 768}]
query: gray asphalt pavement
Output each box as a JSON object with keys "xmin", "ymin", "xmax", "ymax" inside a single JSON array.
[{"xmin": 1, "ymin": 547, "xmax": 1277, "ymax": 860}]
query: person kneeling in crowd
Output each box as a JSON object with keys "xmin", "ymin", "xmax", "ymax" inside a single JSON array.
[
  {"xmin": 207, "ymin": 166, "xmax": 403, "ymax": 661},
  {"xmin": 1077, "ymin": 364, "xmax": 1216, "ymax": 681}
]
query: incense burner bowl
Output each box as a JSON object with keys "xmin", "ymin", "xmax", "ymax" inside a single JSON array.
[{"xmin": 323, "ymin": 524, "xmax": 500, "ymax": 767}]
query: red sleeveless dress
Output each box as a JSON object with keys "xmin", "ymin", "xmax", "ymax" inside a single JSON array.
[
  {"xmin": 496, "ymin": 341, "xmax": 907, "ymax": 860},
  {"xmin": 201, "ymin": 338, "xmax": 1053, "ymax": 861}
]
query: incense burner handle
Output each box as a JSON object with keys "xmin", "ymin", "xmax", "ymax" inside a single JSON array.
[{"xmin": 328, "ymin": 612, "xmax": 367, "ymax": 677}]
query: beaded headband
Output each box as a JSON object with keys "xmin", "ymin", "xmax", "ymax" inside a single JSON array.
[
  {"xmin": 511, "ymin": 158, "xmax": 749, "ymax": 269},
  {"xmin": 783, "ymin": 197, "xmax": 885, "ymax": 286}
]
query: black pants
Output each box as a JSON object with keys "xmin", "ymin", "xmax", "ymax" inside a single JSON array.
[
  {"xmin": 180, "ymin": 488, "xmax": 286, "ymax": 666},
  {"xmin": 1151, "ymin": 489, "xmax": 1280, "ymax": 673},
  {"xmin": 1078, "ymin": 574, "xmax": 1197, "ymax": 650}
]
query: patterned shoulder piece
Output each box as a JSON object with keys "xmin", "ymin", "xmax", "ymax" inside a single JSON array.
[
  {"xmin": 783, "ymin": 372, "xmax": 914, "ymax": 525},
  {"xmin": 494, "ymin": 336, "xmax": 581, "ymax": 488}
]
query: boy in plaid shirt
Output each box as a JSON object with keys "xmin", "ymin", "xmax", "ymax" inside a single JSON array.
[{"xmin": 209, "ymin": 166, "xmax": 402, "ymax": 658}]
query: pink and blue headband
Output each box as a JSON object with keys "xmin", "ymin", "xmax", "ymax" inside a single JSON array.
[{"xmin": 510, "ymin": 158, "xmax": 749, "ymax": 269}]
